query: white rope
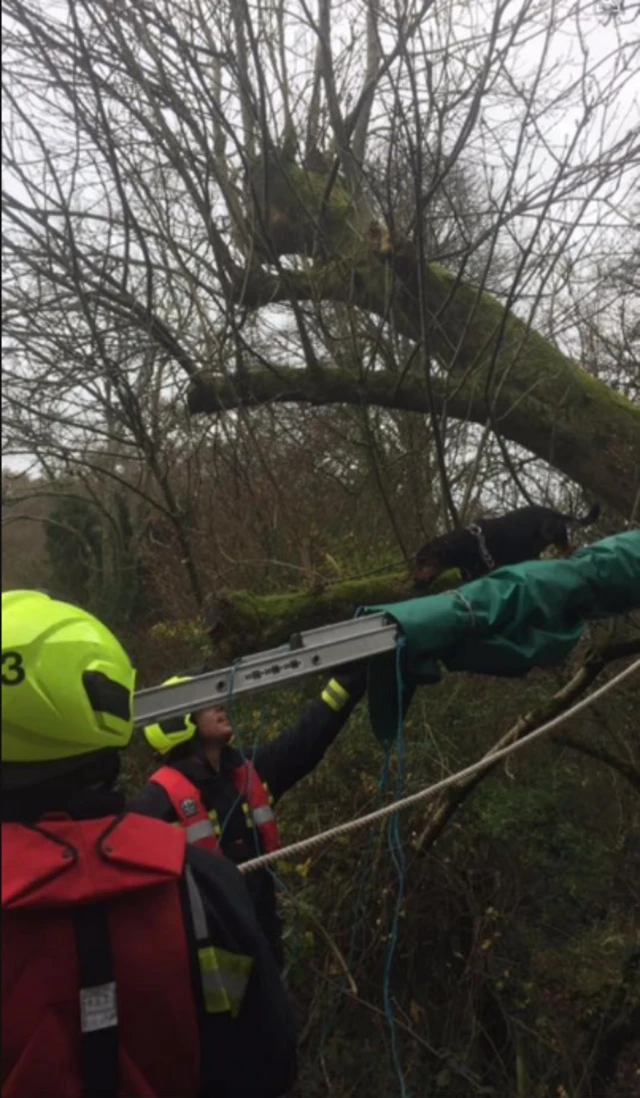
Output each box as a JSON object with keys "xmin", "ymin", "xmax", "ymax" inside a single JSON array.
[{"xmin": 239, "ymin": 658, "xmax": 639, "ymax": 874}]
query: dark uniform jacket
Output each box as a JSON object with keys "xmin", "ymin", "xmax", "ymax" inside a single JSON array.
[{"xmin": 128, "ymin": 664, "xmax": 367, "ymax": 967}]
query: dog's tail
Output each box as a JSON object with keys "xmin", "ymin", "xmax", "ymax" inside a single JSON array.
[{"xmin": 565, "ymin": 502, "xmax": 601, "ymax": 526}]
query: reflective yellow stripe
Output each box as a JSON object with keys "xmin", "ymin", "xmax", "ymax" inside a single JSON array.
[
  {"xmin": 198, "ymin": 946, "xmax": 252, "ymax": 1017},
  {"xmin": 321, "ymin": 678, "xmax": 350, "ymax": 712},
  {"xmin": 198, "ymin": 947, "xmax": 230, "ymax": 1014},
  {"xmin": 218, "ymin": 948, "xmax": 252, "ymax": 1016},
  {"xmin": 185, "ymin": 868, "xmax": 253, "ymax": 1017},
  {"xmin": 242, "ymin": 802, "xmax": 254, "ymax": 829}
]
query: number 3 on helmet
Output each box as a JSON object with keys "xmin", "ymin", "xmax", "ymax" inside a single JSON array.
[{"xmin": 1, "ymin": 590, "xmax": 136, "ymax": 767}]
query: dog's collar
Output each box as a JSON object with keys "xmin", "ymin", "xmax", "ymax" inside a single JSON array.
[{"xmin": 466, "ymin": 523, "xmax": 496, "ymax": 571}]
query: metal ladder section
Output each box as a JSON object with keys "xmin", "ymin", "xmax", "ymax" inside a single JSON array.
[{"xmin": 134, "ymin": 612, "xmax": 400, "ymax": 728}]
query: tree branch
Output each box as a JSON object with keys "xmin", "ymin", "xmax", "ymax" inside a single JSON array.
[
  {"xmin": 188, "ymin": 348, "xmax": 640, "ymax": 517},
  {"xmin": 413, "ymin": 637, "xmax": 640, "ymax": 852},
  {"xmin": 552, "ymin": 730, "xmax": 640, "ymax": 794},
  {"xmin": 350, "ymin": 0, "xmax": 382, "ymax": 165}
]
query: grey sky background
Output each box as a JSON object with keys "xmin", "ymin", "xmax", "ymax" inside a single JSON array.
[{"xmin": 2, "ymin": 0, "xmax": 639, "ymax": 477}]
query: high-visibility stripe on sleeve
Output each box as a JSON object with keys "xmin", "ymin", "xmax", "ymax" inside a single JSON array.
[
  {"xmin": 184, "ymin": 818, "xmax": 217, "ymax": 844},
  {"xmin": 198, "ymin": 946, "xmax": 253, "ymax": 1017},
  {"xmin": 321, "ymin": 678, "xmax": 350, "ymax": 712},
  {"xmin": 185, "ymin": 867, "xmax": 253, "ymax": 1017},
  {"xmin": 251, "ymin": 804, "xmax": 276, "ymax": 827}
]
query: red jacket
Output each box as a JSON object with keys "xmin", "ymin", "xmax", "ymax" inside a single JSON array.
[
  {"xmin": 150, "ymin": 759, "xmax": 281, "ymax": 855},
  {"xmin": 2, "ymin": 814, "xmax": 200, "ymax": 1098},
  {"xmin": 129, "ymin": 665, "xmax": 367, "ymax": 968}
]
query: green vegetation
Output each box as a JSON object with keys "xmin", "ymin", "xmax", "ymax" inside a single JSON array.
[{"xmin": 120, "ymin": 625, "xmax": 640, "ymax": 1098}]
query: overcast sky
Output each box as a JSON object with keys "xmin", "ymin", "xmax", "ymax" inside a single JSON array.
[{"xmin": 2, "ymin": 0, "xmax": 639, "ymax": 477}]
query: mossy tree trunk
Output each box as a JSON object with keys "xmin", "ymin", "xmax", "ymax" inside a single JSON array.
[
  {"xmin": 188, "ymin": 157, "xmax": 639, "ymax": 518},
  {"xmin": 206, "ymin": 571, "xmax": 412, "ymax": 662}
]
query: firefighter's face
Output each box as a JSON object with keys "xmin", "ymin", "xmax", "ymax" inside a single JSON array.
[{"xmin": 195, "ymin": 704, "xmax": 234, "ymax": 744}]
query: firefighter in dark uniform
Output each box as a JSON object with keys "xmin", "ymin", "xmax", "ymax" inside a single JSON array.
[
  {"xmin": 129, "ymin": 664, "xmax": 367, "ymax": 967},
  {"xmin": 1, "ymin": 590, "xmax": 297, "ymax": 1098}
]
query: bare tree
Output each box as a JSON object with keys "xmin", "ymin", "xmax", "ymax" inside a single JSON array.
[
  {"xmin": 3, "ymin": 10, "xmax": 640, "ymax": 1093},
  {"xmin": 2, "ymin": 0, "xmax": 639, "ymax": 586}
]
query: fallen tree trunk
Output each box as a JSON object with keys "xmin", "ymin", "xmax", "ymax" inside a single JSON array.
[
  {"xmin": 202, "ymin": 564, "xmax": 467, "ymax": 661},
  {"xmin": 206, "ymin": 571, "xmax": 413, "ymax": 662}
]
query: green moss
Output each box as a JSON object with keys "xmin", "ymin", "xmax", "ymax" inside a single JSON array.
[
  {"xmin": 575, "ymin": 364, "xmax": 639, "ymax": 415},
  {"xmin": 147, "ymin": 571, "xmax": 413, "ymax": 664},
  {"xmin": 423, "ymin": 263, "xmax": 640, "ymax": 456},
  {"xmin": 247, "ymin": 151, "xmax": 362, "ymax": 260},
  {"xmin": 148, "ymin": 619, "xmax": 206, "ymax": 646},
  {"xmin": 213, "ymin": 571, "xmax": 411, "ymax": 655}
]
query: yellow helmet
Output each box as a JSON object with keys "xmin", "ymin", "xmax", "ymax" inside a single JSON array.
[
  {"xmin": 142, "ymin": 676, "xmax": 198, "ymax": 755},
  {"xmin": 2, "ymin": 590, "xmax": 136, "ymax": 784}
]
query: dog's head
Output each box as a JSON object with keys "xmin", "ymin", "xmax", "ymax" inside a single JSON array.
[
  {"xmin": 532, "ymin": 515, "xmax": 577, "ymax": 561},
  {"xmin": 414, "ymin": 548, "xmax": 443, "ymax": 586},
  {"xmin": 539, "ymin": 514, "xmax": 571, "ymax": 556}
]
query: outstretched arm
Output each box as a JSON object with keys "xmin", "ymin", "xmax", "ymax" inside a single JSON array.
[{"xmin": 252, "ymin": 663, "xmax": 367, "ymax": 800}]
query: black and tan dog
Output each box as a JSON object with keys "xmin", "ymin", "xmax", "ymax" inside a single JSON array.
[{"xmin": 415, "ymin": 503, "xmax": 601, "ymax": 588}]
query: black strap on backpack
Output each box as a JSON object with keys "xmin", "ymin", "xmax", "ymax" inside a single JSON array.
[{"xmin": 73, "ymin": 902, "xmax": 119, "ymax": 1098}]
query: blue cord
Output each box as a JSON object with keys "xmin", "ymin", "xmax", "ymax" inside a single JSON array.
[
  {"xmin": 382, "ymin": 639, "xmax": 410, "ymax": 1097},
  {"xmin": 217, "ymin": 659, "xmax": 263, "ymax": 849},
  {"xmin": 221, "ymin": 668, "xmax": 305, "ymax": 959},
  {"xmin": 346, "ymin": 739, "xmax": 391, "ymax": 972},
  {"xmin": 222, "ymin": 644, "xmax": 410, "ymax": 1096}
]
